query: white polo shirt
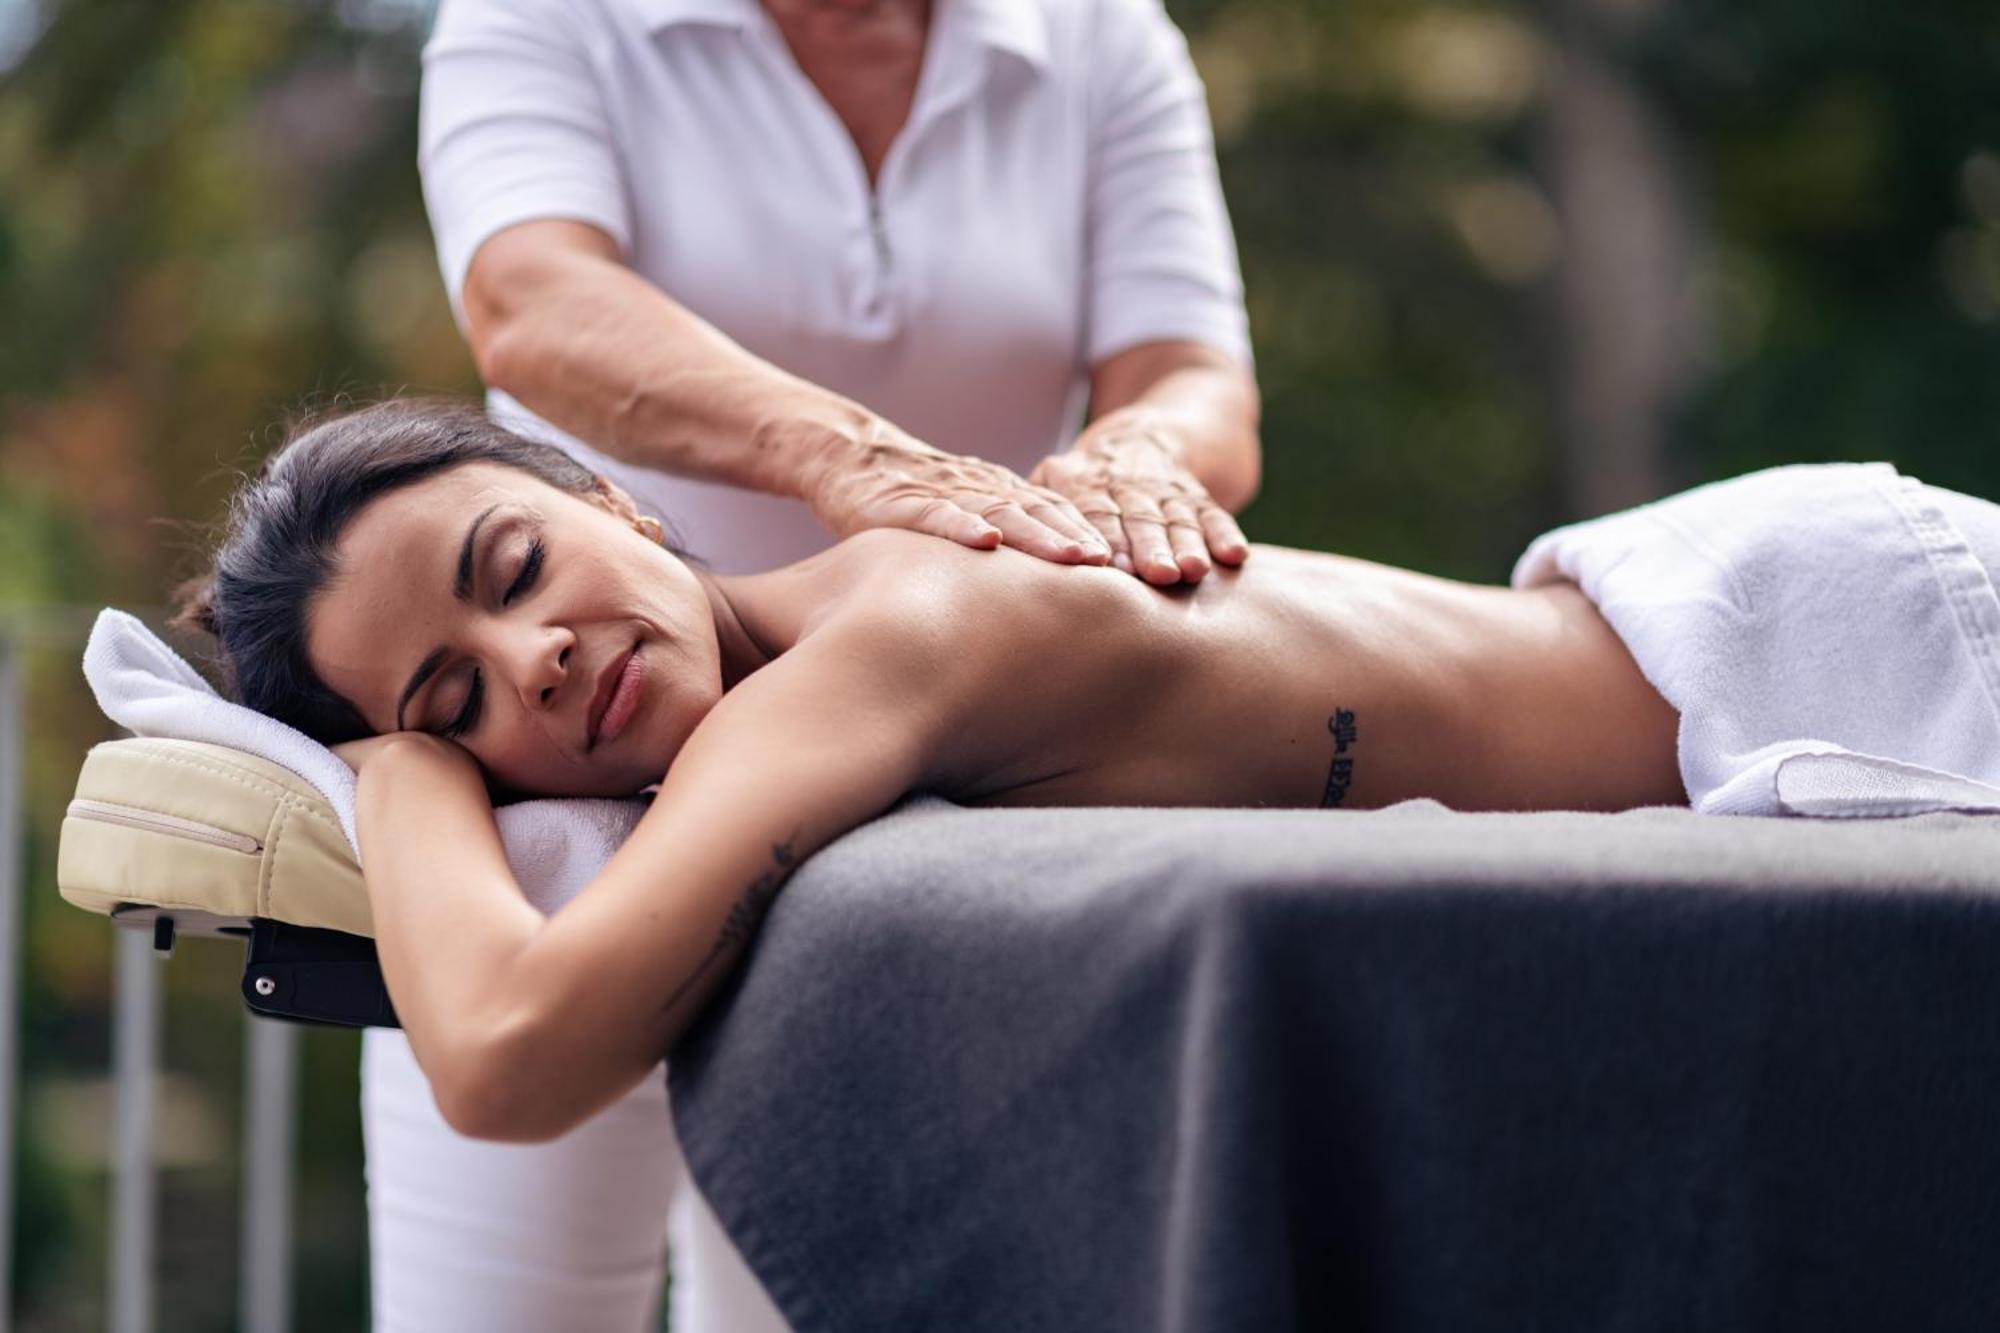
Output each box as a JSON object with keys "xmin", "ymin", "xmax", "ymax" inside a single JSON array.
[{"xmin": 420, "ymin": 0, "xmax": 1252, "ymax": 573}]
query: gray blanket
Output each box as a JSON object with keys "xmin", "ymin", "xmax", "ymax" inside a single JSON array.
[{"xmin": 666, "ymin": 798, "xmax": 2000, "ymax": 1332}]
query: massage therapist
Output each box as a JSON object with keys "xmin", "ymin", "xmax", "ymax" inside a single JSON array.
[
  {"xmin": 416, "ymin": 0, "xmax": 1261, "ymax": 582},
  {"xmin": 362, "ymin": 0, "xmax": 1262, "ymax": 1328}
]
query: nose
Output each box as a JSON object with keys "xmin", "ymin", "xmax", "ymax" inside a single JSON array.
[{"xmin": 493, "ymin": 624, "xmax": 575, "ymax": 713}]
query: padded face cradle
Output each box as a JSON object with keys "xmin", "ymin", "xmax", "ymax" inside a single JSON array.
[{"xmin": 59, "ymin": 737, "xmax": 370, "ymax": 938}]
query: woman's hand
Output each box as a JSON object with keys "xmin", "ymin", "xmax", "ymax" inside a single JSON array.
[
  {"xmin": 800, "ymin": 418, "xmax": 1113, "ymax": 566},
  {"xmin": 1029, "ymin": 407, "xmax": 1250, "ymax": 585}
]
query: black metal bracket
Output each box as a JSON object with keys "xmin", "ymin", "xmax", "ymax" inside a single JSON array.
[{"xmin": 240, "ymin": 918, "xmax": 401, "ymax": 1030}]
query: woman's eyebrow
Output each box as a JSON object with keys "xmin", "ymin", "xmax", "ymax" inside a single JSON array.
[
  {"xmin": 392, "ymin": 503, "xmax": 503, "ymax": 731},
  {"xmin": 455, "ymin": 504, "xmax": 503, "ymax": 601},
  {"xmin": 394, "ymin": 648, "xmax": 449, "ymax": 732}
]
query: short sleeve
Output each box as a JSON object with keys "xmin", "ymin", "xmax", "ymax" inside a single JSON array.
[
  {"xmin": 1082, "ymin": 0, "xmax": 1253, "ymax": 370},
  {"xmin": 418, "ymin": 0, "xmax": 634, "ymax": 328}
]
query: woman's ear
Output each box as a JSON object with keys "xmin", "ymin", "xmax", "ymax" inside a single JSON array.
[
  {"xmin": 583, "ymin": 473, "xmax": 678, "ymax": 552},
  {"xmin": 584, "ymin": 474, "xmax": 650, "ymax": 535}
]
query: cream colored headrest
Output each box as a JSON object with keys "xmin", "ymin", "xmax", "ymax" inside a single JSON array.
[{"xmin": 58, "ymin": 738, "xmax": 371, "ymax": 938}]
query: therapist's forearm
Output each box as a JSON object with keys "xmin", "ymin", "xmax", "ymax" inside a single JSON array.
[
  {"xmin": 1087, "ymin": 349, "xmax": 1263, "ymax": 513},
  {"xmin": 465, "ymin": 225, "xmax": 874, "ymax": 499}
]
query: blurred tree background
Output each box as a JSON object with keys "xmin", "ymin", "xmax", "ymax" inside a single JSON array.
[{"xmin": 0, "ymin": 0, "xmax": 1997, "ymax": 1326}]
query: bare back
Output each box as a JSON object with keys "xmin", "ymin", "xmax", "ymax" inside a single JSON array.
[{"xmin": 727, "ymin": 530, "xmax": 1687, "ymax": 813}]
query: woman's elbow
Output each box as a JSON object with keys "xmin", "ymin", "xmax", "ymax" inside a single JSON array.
[
  {"xmin": 437, "ymin": 1073, "xmax": 573, "ymax": 1145},
  {"xmin": 433, "ymin": 1018, "xmax": 588, "ymax": 1144}
]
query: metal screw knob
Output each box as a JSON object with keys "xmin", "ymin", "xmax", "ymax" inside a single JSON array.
[{"xmin": 253, "ymin": 975, "xmax": 276, "ymax": 997}]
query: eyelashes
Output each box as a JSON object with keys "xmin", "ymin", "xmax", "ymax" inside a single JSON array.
[
  {"xmin": 504, "ymin": 538, "xmax": 545, "ymax": 605},
  {"xmin": 437, "ymin": 537, "xmax": 545, "ymax": 738},
  {"xmin": 440, "ymin": 670, "xmax": 483, "ymax": 739}
]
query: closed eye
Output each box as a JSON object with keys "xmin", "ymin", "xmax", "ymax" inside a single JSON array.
[
  {"xmin": 434, "ymin": 535, "xmax": 539, "ymax": 737},
  {"xmin": 439, "ymin": 668, "xmax": 483, "ymax": 739},
  {"xmin": 503, "ymin": 538, "xmax": 545, "ymax": 605}
]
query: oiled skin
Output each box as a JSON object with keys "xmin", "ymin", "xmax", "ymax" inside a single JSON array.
[{"xmin": 725, "ymin": 529, "xmax": 1687, "ymax": 814}]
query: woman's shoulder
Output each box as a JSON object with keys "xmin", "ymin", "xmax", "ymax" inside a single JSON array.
[
  {"xmin": 822, "ymin": 527, "xmax": 1144, "ymax": 622},
  {"xmin": 793, "ymin": 529, "xmax": 1126, "ymax": 684},
  {"xmin": 804, "ymin": 529, "xmax": 1026, "ymax": 649},
  {"xmin": 818, "ymin": 527, "xmax": 1026, "ymax": 602}
]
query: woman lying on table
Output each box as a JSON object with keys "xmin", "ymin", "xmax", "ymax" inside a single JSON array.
[{"xmin": 176, "ymin": 399, "xmax": 2000, "ymax": 1142}]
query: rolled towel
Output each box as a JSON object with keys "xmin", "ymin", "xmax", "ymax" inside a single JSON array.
[{"xmin": 1513, "ymin": 463, "xmax": 2000, "ymax": 817}]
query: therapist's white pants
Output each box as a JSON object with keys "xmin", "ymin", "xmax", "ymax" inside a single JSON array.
[{"xmin": 360, "ymin": 1027, "xmax": 789, "ymax": 1332}]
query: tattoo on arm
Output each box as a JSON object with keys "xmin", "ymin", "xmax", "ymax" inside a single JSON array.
[
  {"xmin": 1320, "ymin": 708, "xmax": 1357, "ymax": 808},
  {"xmin": 660, "ymin": 832, "xmax": 800, "ymax": 1018}
]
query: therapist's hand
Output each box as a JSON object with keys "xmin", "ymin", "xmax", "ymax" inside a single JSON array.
[
  {"xmin": 800, "ymin": 419, "xmax": 1113, "ymax": 566},
  {"xmin": 1030, "ymin": 406, "xmax": 1250, "ymax": 585}
]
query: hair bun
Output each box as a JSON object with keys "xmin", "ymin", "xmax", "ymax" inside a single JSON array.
[{"xmin": 170, "ymin": 573, "xmax": 221, "ymax": 640}]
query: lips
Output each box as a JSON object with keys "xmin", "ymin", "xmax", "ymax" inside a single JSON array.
[{"xmin": 585, "ymin": 643, "xmax": 643, "ymax": 751}]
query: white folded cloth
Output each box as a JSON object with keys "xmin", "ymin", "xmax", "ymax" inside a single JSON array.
[
  {"xmin": 80, "ymin": 608, "xmax": 644, "ymax": 906},
  {"xmin": 1513, "ymin": 463, "xmax": 2000, "ymax": 817}
]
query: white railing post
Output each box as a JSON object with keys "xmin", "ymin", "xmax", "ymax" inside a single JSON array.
[{"xmin": 0, "ymin": 633, "xmax": 23, "ymax": 1332}]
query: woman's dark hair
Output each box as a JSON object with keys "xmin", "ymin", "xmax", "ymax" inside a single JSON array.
[{"xmin": 176, "ymin": 397, "xmax": 694, "ymax": 743}]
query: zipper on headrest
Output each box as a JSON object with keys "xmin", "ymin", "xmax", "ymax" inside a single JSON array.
[{"xmin": 66, "ymin": 798, "xmax": 263, "ymax": 855}]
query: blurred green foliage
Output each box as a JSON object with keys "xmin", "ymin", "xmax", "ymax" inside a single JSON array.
[
  {"xmin": 1, "ymin": 0, "xmax": 1997, "ymax": 1327},
  {"xmin": 1648, "ymin": 0, "xmax": 2000, "ymax": 496}
]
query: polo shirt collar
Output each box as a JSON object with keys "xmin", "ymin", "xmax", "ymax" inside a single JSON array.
[
  {"xmin": 632, "ymin": 0, "xmax": 1051, "ymax": 76},
  {"xmin": 631, "ymin": 0, "xmax": 755, "ymax": 31},
  {"xmin": 955, "ymin": 0, "xmax": 1051, "ymax": 75}
]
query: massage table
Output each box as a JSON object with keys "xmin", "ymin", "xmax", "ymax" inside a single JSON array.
[
  {"xmin": 60, "ymin": 737, "xmax": 394, "ymax": 1027},
  {"xmin": 57, "ymin": 734, "xmax": 2000, "ymax": 1331}
]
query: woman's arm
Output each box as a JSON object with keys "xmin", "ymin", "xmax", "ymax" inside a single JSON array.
[{"xmin": 353, "ymin": 609, "xmax": 947, "ymax": 1142}]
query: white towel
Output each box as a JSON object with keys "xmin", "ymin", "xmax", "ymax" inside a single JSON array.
[
  {"xmin": 80, "ymin": 609, "xmax": 643, "ymax": 911},
  {"xmin": 1513, "ymin": 463, "xmax": 2000, "ymax": 817}
]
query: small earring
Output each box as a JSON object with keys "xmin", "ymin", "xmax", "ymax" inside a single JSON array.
[{"xmin": 635, "ymin": 515, "xmax": 664, "ymax": 545}]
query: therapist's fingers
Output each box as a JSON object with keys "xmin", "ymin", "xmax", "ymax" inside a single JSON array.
[
  {"xmin": 1022, "ymin": 485, "xmax": 1114, "ymax": 559},
  {"xmin": 1029, "ymin": 456, "xmax": 1130, "ymax": 566},
  {"xmin": 964, "ymin": 496, "xmax": 1106, "ymax": 564},
  {"xmin": 934, "ymin": 453, "xmax": 1109, "ymax": 563},
  {"xmin": 1159, "ymin": 496, "xmax": 1212, "ymax": 582},
  {"xmin": 1111, "ymin": 489, "xmax": 1184, "ymax": 586},
  {"xmin": 908, "ymin": 497, "xmax": 1003, "ymax": 549},
  {"xmin": 1198, "ymin": 501, "xmax": 1250, "ymax": 565},
  {"xmin": 805, "ymin": 426, "xmax": 1114, "ymax": 565},
  {"xmin": 1075, "ymin": 507, "xmax": 1129, "ymax": 566}
]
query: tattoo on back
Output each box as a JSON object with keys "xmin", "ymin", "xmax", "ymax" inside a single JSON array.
[
  {"xmin": 1321, "ymin": 708, "xmax": 1357, "ymax": 808},
  {"xmin": 661, "ymin": 832, "xmax": 801, "ymax": 1019}
]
